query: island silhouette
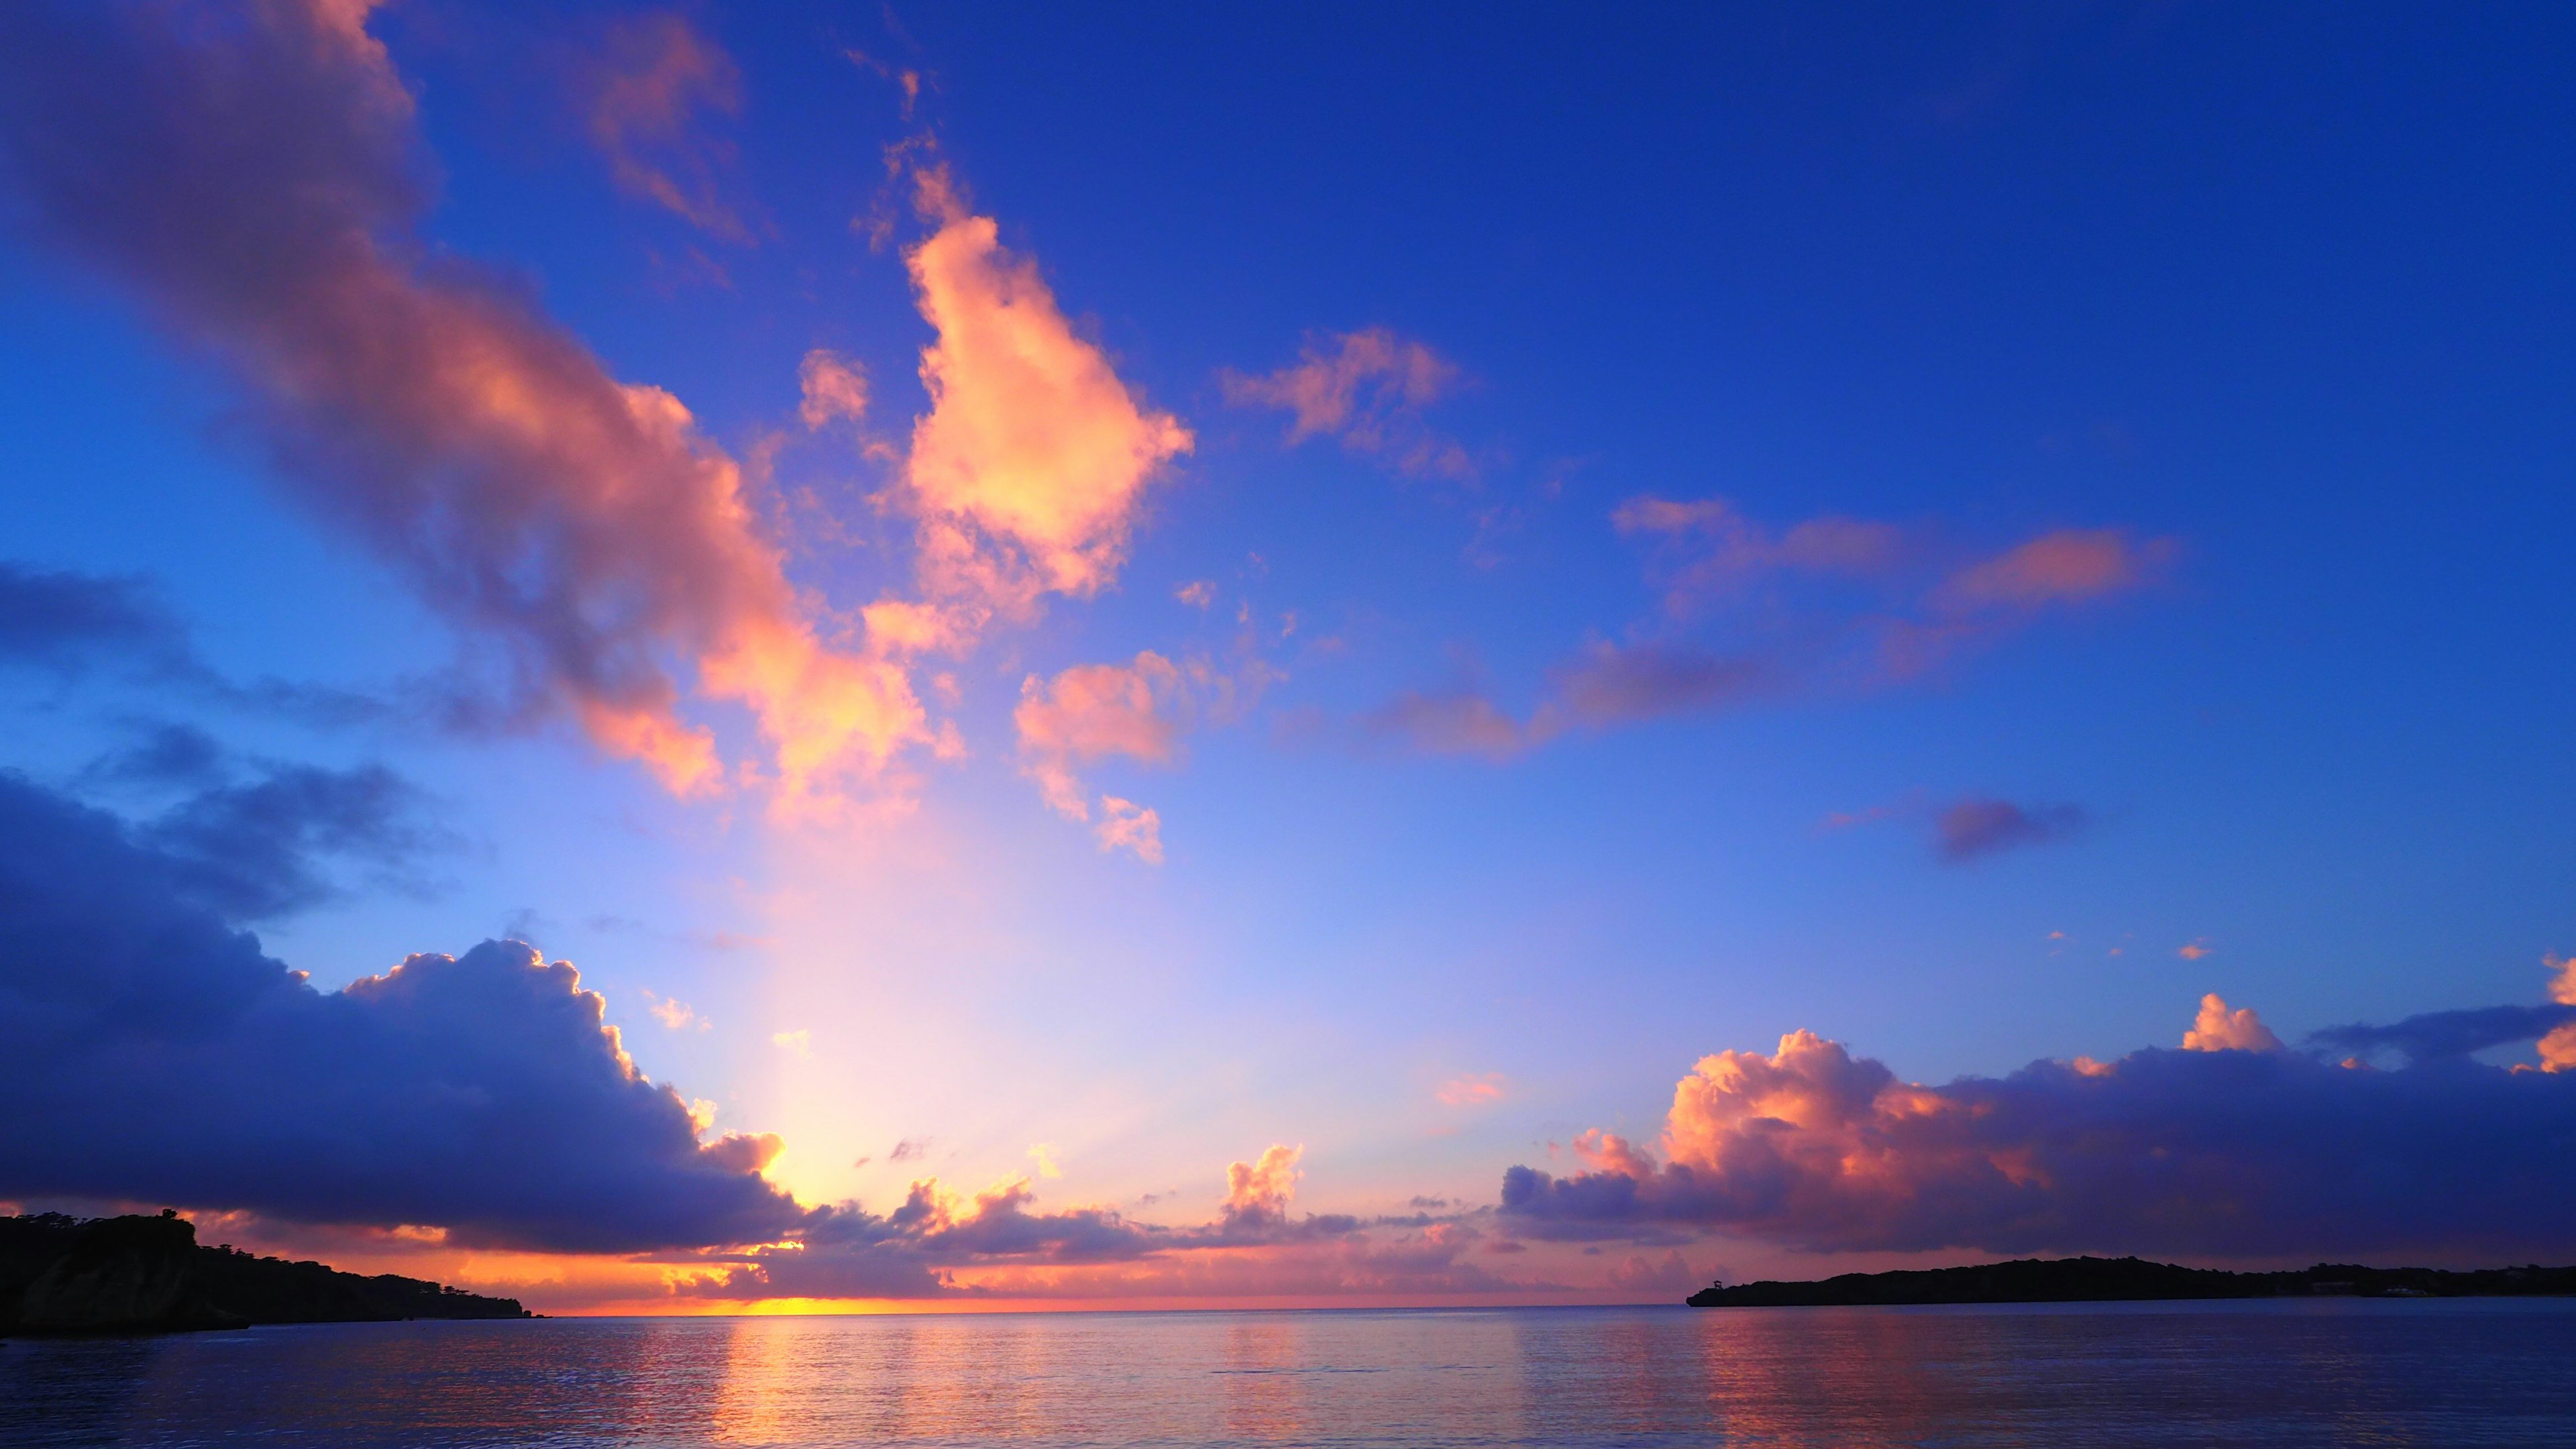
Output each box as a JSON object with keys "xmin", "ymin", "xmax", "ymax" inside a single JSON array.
[
  {"xmin": 1688, "ymin": 1255, "xmax": 2576, "ymax": 1307},
  {"xmin": 1, "ymin": 1212, "xmax": 531, "ymax": 1335}
]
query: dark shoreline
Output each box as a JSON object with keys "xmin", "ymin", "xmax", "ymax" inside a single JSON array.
[
  {"xmin": 1, "ymin": 1213, "xmax": 531, "ymax": 1336},
  {"xmin": 1688, "ymin": 1255, "xmax": 2576, "ymax": 1307}
]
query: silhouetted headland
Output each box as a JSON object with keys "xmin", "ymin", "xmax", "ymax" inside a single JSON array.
[
  {"xmin": 1687, "ymin": 1255, "xmax": 2576, "ymax": 1307},
  {"xmin": 0, "ymin": 1212, "xmax": 532, "ymax": 1335}
]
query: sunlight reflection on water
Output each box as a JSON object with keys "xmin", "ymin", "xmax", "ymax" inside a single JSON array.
[{"xmin": 7, "ymin": 1299, "xmax": 2575, "ymax": 1448}]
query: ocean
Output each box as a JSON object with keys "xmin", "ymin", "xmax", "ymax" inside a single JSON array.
[{"xmin": 7, "ymin": 1299, "xmax": 2574, "ymax": 1447}]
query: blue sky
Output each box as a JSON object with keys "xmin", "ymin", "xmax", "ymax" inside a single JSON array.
[{"xmin": 3, "ymin": 1, "xmax": 2573, "ymax": 1307}]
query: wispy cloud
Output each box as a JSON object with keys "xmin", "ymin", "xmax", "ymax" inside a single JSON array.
[
  {"xmin": 1223, "ymin": 327, "xmax": 1472, "ymax": 480},
  {"xmin": 577, "ymin": 11, "xmax": 756, "ymax": 243}
]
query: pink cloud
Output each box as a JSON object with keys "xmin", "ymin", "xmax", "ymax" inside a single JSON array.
[
  {"xmin": 1436, "ymin": 1073, "xmax": 1506, "ymax": 1106},
  {"xmin": 0, "ymin": 0, "xmax": 929, "ymax": 814},
  {"xmin": 796, "ymin": 349, "xmax": 869, "ymax": 429},
  {"xmin": 1934, "ymin": 528, "xmax": 2177, "ymax": 613},
  {"xmin": 1501, "ymin": 989, "xmax": 2576, "ymax": 1260},
  {"xmin": 578, "ymin": 12, "xmax": 755, "ymax": 244},
  {"xmin": 2181, "ymin": 994, "xmax": 2282, "ymax": 1053},
  {"xmin": 1222, "ymin": 327, "xmax": 1472, "ymax": 480}
]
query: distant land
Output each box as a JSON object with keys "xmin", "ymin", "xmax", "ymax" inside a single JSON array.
[
  {"xmin": 0, "ymin": 1212, "xmax": 531, "ymax": 1335},
  {"xmin": 1688, "ymin": 1256, "xmax": 2576, "ymax": 1307}
]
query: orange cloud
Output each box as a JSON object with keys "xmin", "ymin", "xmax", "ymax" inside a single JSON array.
[
  {"xmin": 580, "ymin": 12, "xmax": 754, "ymax": 243},
  {"xmin": 1224, "ymin": 1144, "xmax": 1305, "ymax": 1225},
  {"xmin": 2543, "ymin": 954, "xmax": 2576, "ymax": 1072},
  {"xmin": 880, "ymin": 165, "xmax": 1193, "ymax": 651},
  {"xmin": 1222, "ymin": 327, "xmax": 1471, "ymax": 479},
  {"xmin": 2181, "ymin": 994, "xmax": 2282, "ymax": 1053}
]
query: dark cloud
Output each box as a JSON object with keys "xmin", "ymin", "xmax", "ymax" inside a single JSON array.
[
  {"xmin": 141, "ymin": 760, "xmax": 449, "ymax": 919},
  {"xmin": 1498, "ymin": 1024, "xmax": 2576, "ymax": 1261},
  {"xmin": 86, "ymin": 722, "xmax": 229, "ymax": 786},
  {"xmin": 1542, "ymin": 641, "xmax": 1767, "ymax": 730},
  {"xmin": 2310, "ymin": 1004, "xmax": 2576, "ymax": 1065},
  {"xmin": 0, "ymin": 562, "xmax": 381, "ymax": 725},
  {"xmin": 0, "ymin": 770, "xmax": 802, "ymax": 1252},
  {"xmin": 0, "ymin": 564, "xmax": 182, "ymax": 674},
  {"xmin": 1362, "ymin": 642, "xmax": 1767, "ymax": 761},
  {"xmin": 1933, "ymin": 796, "xmax": 2086, "ymax": 862}
]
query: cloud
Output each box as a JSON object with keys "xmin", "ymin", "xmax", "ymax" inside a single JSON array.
[
  {"xmin": 1499, "ymin": 981, "xmax": 2576, "ymax": 1260},
  {"xmin": 1366, "ymin": 642, "xmax": 1768, "ymax": 761},
  {"xmin": 0, "ymin": 1, "xmax": 928, "ymax": 812},
  {"xmin": 1933, "ymin": 529, "xmax": 2176, "ymax": 613},
  {"xmin": 0, "ymin": 769, "xmax": 802, "ymax": 1252},
  {"xmin": 1174, "ymin": 580, "xmax": 1216, "ymax": 609},
  {"xmin": 1014, "ymin": 650, "xmax": 1273, "ymax": 857},
  {"xmin": 2310, "ymin": 1003, "xmax": 2576, "ymax": 1065},
  {"xmin": 888, "ymin": 1138, "xmax": 930, "ymax": 1163},
  {"xmin": 1933, "ymin": 796, "xmax": 2086, "ymax": 863},
  {"xmin": 1222, "ymin": 327, "xmax": 1470, "ymax": 480},
  {"xmin": 0, "ymin": 563, "xmax": 181, "ymax": 674},
  {"xmin": 2180, "ymin": 993, "xmax": 2282, "ymax": 1053},
  {"xmin": 773, "ymin": 1029, "xmax": 812, "ymax": 1057},
  {"xmin": 1363, "ymin": 682, "xmax": 1530, "ymax": 761},
  {"xmin": 1224, "ymin": 1144, "xmax": 1304, "ymax": 1229},
  {"xmin": 137, "ymin": 758, "xmax": 449, "ymax": 920},
  {"xmin": 1014, "ymin": 652, "xmax": 1187, "ymax": 816},
  {"xmin": 2546, "ymin": 955, "xmax": 2576, "ymax": 1073},
  {"xmin": 577, "ymin": 11, "xmax": 753, "ymax": 242},
  {"xmin": 685, "ymin": 1142, "xmax": 1377, "ymax": 1301},
  {"xmin": 1437, "ymin": 1073, "xmax": 1507, "ymax": 1106},
  {"xmin": 796, "ymin": 349, "xmax": 869, "ymax": 429},
  {"xmin": 875, "ymin": 164, "xmax": 1192, "ymax": 653},
  {"xmin": 1613, "ymin": 496, "xmax": 1902, "ymax": 614}
]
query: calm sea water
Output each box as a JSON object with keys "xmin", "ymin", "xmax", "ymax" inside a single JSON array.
[{"xmin": 6, "ymin": 1299, "xmax": 2575, "ymax": 1448}]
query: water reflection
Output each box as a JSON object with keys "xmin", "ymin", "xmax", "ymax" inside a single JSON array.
[{"xmin": 7, "ymin": 1299, "xmax": 2575, "ymax": 1448}]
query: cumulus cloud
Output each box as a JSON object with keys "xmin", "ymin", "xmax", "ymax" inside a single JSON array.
[
  {"xmin": 0, "ymin": 769, "xmax": 802, "ymax": 1252},
  {"xmin": 0, "ymin": 1, "xmax": 927, "ymax": 812},
  {"xmin": 1499, "ymin": 982, "xmax": 2576, "ymax": 1260},
  {"xmin": 873, "ymin": 164, "xmax": 1192, "ymax": 653},
  {"xmin": 576, "ymin": 11, "xmax": 753, "ymax": 242},
  {"xmin": 2181, "ymin": 993, "xmax": 2282, "ymax": 1053},
  {"xmin": 1933, "ymin": 796, "xmax": 2087, "ymax": 863},
  {"xmin": 1222, "ymin": 327, "xmax": 1470, "ymax": 480}
]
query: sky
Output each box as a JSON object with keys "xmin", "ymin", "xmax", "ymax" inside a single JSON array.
[{"xmin": 1, "ymin": 0, "xmax": 2573, "ymax": 1312}]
